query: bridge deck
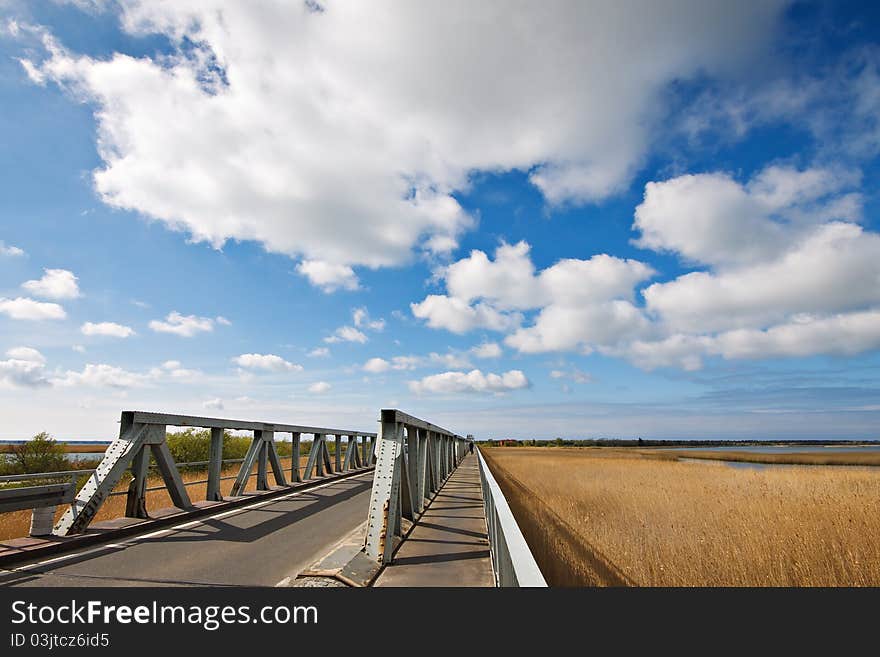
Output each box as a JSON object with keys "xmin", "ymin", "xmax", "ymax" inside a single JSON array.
[
  {"xmin": 374, "ymin": 453, "xmax": 494, "ymax": 587},
  {"xmin": 0, "ymin": 471, "xmax": 374, "ymax": 587}
]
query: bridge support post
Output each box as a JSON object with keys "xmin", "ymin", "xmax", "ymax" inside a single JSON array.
[
  {"xmin": 365, "ymin": 436, "xmax": 375, "ymax": 466},
  {"xmin": 206, "ymin": 427, "xmax": 224, "ymax": 501},
  {"xmin": 404, "ymin": 425, "xmax": 420, "ymax": 519},
  {"xmin": 364, "ymin": 416, "xmax": 404, "ymax": 563},
  {"xmin": 322, "ymin": 437, "xmax": 333, "ymax": 475},
  {"xmin": 438, "ymin": 436, "xmax": 444, "ymax": 481},
  {"xmin": 29, "ymin": 506, "xmax": 56, "ymax": 537},
  {"xmin": 257, "ymin": 439, "xmax": 269, "ymax": 490},
  {"xmin": 399, "ymin": 427, "xmax": 414, "ymax": 522},
  {"xmin": 290, "ymin": 432, "xmax": 302, "ymax": 482},
  {"xmin": 335, "ymin": 435, "xmax": 342, "ymax": 473},
  {"xmin": 416, "ymin": 428, "xmax": 428, "ymax": 513},
  {"xmin": 125, "ymin": 445, "xmax": 150, "ymax": 518}
]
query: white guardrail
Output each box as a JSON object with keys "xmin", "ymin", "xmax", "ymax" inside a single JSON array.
[{"xmin": 476, "ymin": 447, "xmax": 547, "ymax": 587}]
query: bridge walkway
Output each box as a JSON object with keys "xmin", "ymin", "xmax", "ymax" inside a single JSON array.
[{"xmin": 374, "ymin": 453, "xmax": 494, "ymax": 587}]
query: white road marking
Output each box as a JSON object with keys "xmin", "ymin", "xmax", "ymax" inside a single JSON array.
[{"xmin": 8, "ymin": 471, "xmax": 373, "ymax": 574}]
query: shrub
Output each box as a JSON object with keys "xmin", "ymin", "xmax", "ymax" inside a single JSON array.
[
  {"xmin": 165, "ymin": 429, "xmax": 295, "ymax": 469},
  {"xmin": 5, "ymin": 432, "xmax": 69, "ymax": 474}
]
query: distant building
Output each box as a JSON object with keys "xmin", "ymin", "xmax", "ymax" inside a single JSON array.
[{"xmin": 497, "ymin": 439, "xmax": 519, "ymax": 447}]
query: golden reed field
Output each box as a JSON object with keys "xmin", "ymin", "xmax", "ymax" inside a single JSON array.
[
  {"xmin": 482, "ymin": 447, "xmax": 880, "ymax": 587},
  {"xmin": 0, "ymin": 456, "xmax": 309, "ymax": 543}
]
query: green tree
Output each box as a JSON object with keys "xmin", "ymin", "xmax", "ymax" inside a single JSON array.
[{"xmin": 8, "ymin": 432, "xmax": 69, "ymax": 474}]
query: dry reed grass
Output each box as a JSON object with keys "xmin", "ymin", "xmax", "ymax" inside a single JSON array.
[
  {"xmin": 0, "ymin": 456, "xmax": 310, "ymax": 543},
  {"xmin": 482, "ymin": 447, "xmax": 880, "ymax": 586}
]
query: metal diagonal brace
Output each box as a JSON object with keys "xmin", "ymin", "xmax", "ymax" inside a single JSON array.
[
  {"xmin": 303, "ymin": 433, "xmax": 325, "ymax": 479},
  {"xmin": 55, "ymin": 421, "xmax": 152, "ymax": 535}
]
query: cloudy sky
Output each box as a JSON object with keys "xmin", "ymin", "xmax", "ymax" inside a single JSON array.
[{"xmin": 1, "ymin": 0, "xmax": 879, "ymax": 440}]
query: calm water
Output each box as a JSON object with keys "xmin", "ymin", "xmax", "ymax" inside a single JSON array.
[
  {"xmin": 676, "ymin": 444, "xmax": 880, "ymax": 470},
  {"xmin": 678, "ymin": 444, "xmax": 880, "ymax": 454},
  {"xmin": 0, "ymin": 442, "xmax": 107, "ymax": 464},
  {"xmin": 66, "ymin": 452, "xmax": 106, "ymax": 462}
]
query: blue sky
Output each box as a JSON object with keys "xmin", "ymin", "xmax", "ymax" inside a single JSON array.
[{"xmin": 1, "ymin": 1, "xmax": 879, "ymax": 440}]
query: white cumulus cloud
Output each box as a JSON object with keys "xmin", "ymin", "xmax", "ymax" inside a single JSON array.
[
  {"xmin": 22, "ymin": 268, "xmax": 81, "ymax": 299},
  {"xmin": 296, "ymin": 261, "xmax": 359, "ymax": 293},
  {"xmin": 0, "ymin": 347, "xmax": 49, "ymax": 388},
  {"xmin": 633, "ymin": 166, "xmax": 861, "ymax": 267},
  {"xmin": 52, "ymin": 363, "xmax": 153, "ymax": 388},
  {"xmin": 232, "ymin": 353, "xmax": 303, "ymax": 372},
  {"xmin": 411, "ymin": 295, "xmax": 521, "ymax": 334},
  {"xmin": 0, "ymin": 297, "xmax": 66, "ymax": 320},
  {"xmin": 149, "ymin": 311, "xmax": 216, "ymax": 337},
  {"xmin": 409, "ymin": 369, "xmax": 530, "ymax": 395},
  {"xmin": 324, "ymin": 326, "xmax": 368, "ymax": 344},
  {"xmin": 81, "ymin": 321, "xmax": 135, "ymax": 338},
  {"xmin": 415, "ymin": 241, "xmax": 655, "ymax": 352},
  {"xmin": 308, "ymin": 381, "xmax": 331, "ymax": 394},
  {"xmin": 22, "ymin": 1, "xmax": 785, "ymax": 288},
  {"xmin": 363, "ymin": 357, "xmax": 390, "ymax": 374},
  {"xmin": 614, "ymin": 166, "xmax": 880, "ymax": 369}
]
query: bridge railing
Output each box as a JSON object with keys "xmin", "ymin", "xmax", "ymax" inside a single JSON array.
[
  {"xmin": 363, "ymin": 409, "xmax": 473, "ymax": 564},
  {"xmin": 0, "ymin": 470, "xmax": 86, "ymax": 536},
  {"xmin": 476, "ymin": 447, "xmax": 547, "ymax": 587},
  {"xmin": 0, "ymin": 411, "xmax": 377, "ymax": 538}
]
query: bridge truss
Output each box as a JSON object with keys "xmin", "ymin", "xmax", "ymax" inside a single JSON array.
[{"xmin": 54, "ymin": 411, "xmax": 377, "ymax": 536}]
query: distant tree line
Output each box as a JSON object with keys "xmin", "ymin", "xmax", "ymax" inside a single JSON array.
[{"xmin": 481, "ymin": 437, "xmax": 876, "ymax": 447}]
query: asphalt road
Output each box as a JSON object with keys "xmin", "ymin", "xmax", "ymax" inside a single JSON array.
[{"xmin": 0, "ymin": 471, "xmax": 374, "ymax": 587}]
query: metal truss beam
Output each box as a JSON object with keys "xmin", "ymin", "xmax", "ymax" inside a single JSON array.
[{"xmin": 363, "ymin": 410, "xmax": 472, "ymax": 563}]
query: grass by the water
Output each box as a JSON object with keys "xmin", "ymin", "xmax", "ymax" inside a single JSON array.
[{"xmin": 482, "ymin": 447, "xmax": 880, "ymax": 586}]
